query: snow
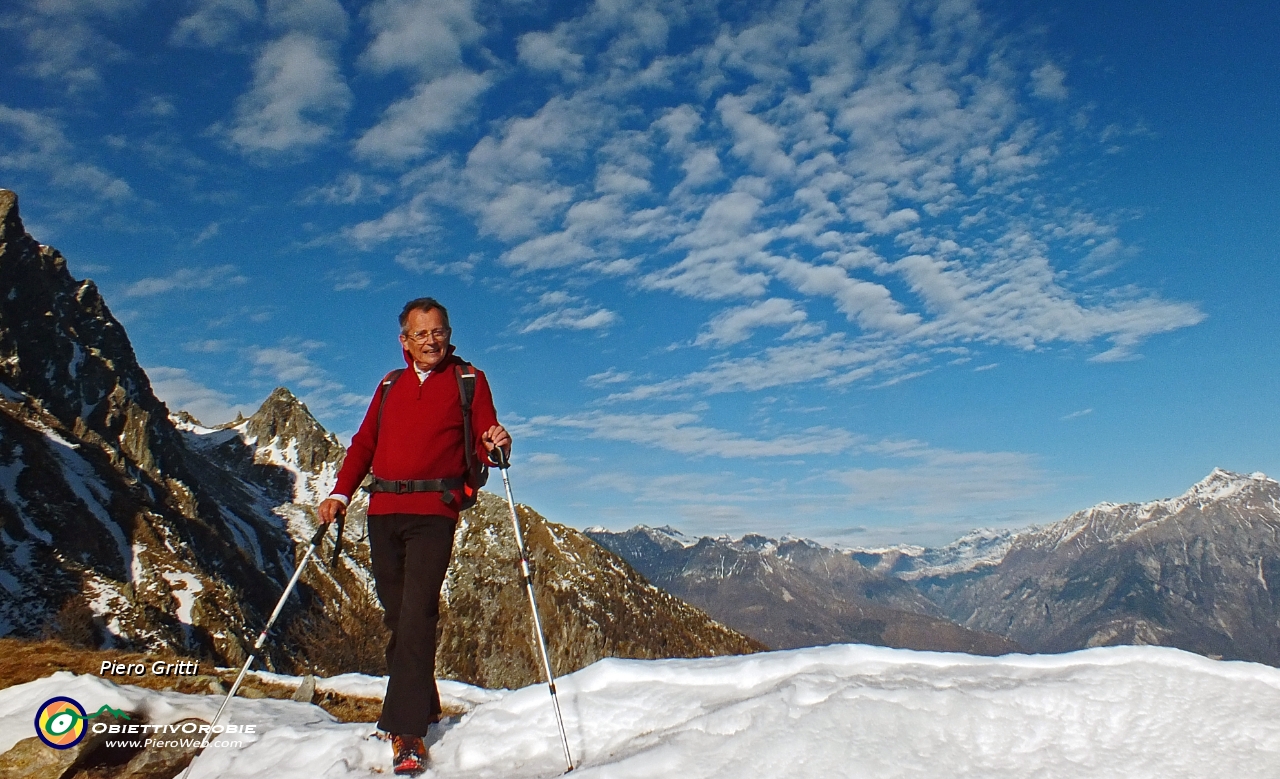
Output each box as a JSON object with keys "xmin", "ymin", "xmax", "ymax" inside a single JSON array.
[
  {"xmin": 254, "ymin": 436, "xmax": 339, "ymax": 506},
  {"xmin": 1150, "ymin": 468, "xmax": 1274, "ymax": 515},
  {"xmin": 161, "ymin": 571, "xmax": 204, "ymax": 625},
  {"xmin": 4, "ymin": 645, "xmax": 1280, "ymax": 777},
  {"xmin": 34, "ymin": 421, "xmax": 133, "ymax": 573},
  {"xmin": 0, "ymin": 444, "xmax": 52, "ymax": 544}
]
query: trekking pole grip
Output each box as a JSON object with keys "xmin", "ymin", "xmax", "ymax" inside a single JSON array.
[
  {"xmin": 491, "ymin": 446, "xmax": 511, "ymax": 469},
  {"xmin": 310, "ymin": 520, "xmax": 331, "ymax": 546}
]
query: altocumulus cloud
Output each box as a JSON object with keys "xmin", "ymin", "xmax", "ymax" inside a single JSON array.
[{"xmin": 344, "ymin": 0, "xmax": 1203, "ymax": 396}]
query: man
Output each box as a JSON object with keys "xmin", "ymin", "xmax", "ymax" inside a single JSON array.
[{"xmin": 317, "ymin": 297, "xmax": 510, "ymax": 776}]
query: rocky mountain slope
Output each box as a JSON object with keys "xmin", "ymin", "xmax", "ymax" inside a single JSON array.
[
  {"xmin": 0, "ymin": 189, "xmax": 303, "ymax": 666},
  {"xmin": 0, "ymin": 189, "xmax": 755, "ymax": 687},
  {"xmin": 906, "ymin": 469, "xmax": 1280, "ymax": 663},
  {"xmin": 587, "ymin": 527, "xmax": 1018, "ymax": 654}
]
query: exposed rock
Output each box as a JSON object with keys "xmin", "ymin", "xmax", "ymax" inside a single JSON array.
[
  {"xmin": 112, "ymin": 718, "xmax": 206, "ymax": 779},
  {"xmin": 290, "ymin": 674, "xmax": 316, "ymax": 703},
  {"xmin": 0, "ymin": 735, "xmax": 81, "ymax": 779},
  {"xmin": 0, "ymin": 709, "xmax": 136, "ymax": 779}
]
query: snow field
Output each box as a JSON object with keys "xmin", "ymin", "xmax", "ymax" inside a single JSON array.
[{"xmin": 1, "ymin": 644, "xmax": 1278, "ymax": 778}]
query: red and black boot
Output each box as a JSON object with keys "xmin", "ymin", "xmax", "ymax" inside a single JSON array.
[{"xmin": 391, "ymin": 734, "xmax": 427, "ymax": 776}]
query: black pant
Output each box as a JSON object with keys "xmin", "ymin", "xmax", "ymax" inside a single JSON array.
[{"xmin": 368, "ymin": 513, "xmax": 456, "ymax": 736}]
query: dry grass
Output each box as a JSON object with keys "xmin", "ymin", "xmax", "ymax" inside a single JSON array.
[{"xmin": 0, "ymin": 637, "xmax": 463, "ymax": 724}]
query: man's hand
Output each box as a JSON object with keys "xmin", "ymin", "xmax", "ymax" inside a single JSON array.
[
  {"xmin": 318, "ymin": 498, "xmax": 346, "ymax": 525},
  {"xmin": 481, "ymin": 424, "xmax": 511, "ymax": 461}
]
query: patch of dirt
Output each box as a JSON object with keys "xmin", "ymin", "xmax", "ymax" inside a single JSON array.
[{"xmin": 0, "ymin": 638, "xmax": 457, "ymax": 724}]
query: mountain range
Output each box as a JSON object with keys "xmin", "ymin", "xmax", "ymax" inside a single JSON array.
[{"xmin": 591, "ymin": 468, "xmax": 1280, "ymax": 665}]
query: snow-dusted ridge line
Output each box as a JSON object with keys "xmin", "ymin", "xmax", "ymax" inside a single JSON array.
[{"xmin": 2, "ymin": 644, "xmax": 1279, "ymax": 778}]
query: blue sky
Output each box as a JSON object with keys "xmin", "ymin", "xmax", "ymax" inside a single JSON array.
[{"xmin": 2, "ymin": 0, "xmax": 1276, "ymax": 546}]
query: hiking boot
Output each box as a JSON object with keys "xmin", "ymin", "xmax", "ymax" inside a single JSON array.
[{"xmin": 391, "ymin": 733, "xmax": 427, "ymax": 776}]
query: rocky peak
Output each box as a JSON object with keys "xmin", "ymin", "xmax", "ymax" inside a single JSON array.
[
  {"xmin": 241, "ymin": 387, "xmax": 343, "ymax": 475},
  {"xmin": 1026, "ymin": 469, "xmax": 1278, "ymax": 556},
  {"xmin": 1157, "ymin": 468, "xmax": 1276, "ymax": 513},
  {"xmin": 0, "ymin": 189, "xmax": 178, "ymax": 476},
  {"xmin": 1, "ymin": 190, "xmax": 22, "ymax": 242}
]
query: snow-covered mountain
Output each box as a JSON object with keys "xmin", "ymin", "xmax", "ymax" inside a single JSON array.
[
  {"xmin": 587, "ymin": 526, "xmax": 1018, "ymax": 655},
  {"xmin": 848, "ymin": 527, "xmax": 1019, "ymax": 580},
  {"xmin": 913, "ymin": 468, "xmax": 1280, "ymax": 663},
  {"xmin": 3, "ymin": 643, "xmax": 1278, "ymax": 778}
]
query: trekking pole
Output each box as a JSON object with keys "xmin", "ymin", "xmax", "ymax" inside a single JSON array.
[
  {"xmin": 179, "ymin": 519, "xmax": 334, "ymax": 779},
  {"xmin": 491, "ymin": 447, "xmax": 575, "ymax": 773}
]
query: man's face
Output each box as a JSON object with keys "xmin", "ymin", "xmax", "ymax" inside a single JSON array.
[{"xmin": 399, "ymin": 307, "xmax": 451, "ymax": 370}]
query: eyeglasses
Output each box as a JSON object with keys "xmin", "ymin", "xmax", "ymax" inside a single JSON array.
[{"xmin": 403, "ymin": 328, "xmax": 451, "ymax": 343}]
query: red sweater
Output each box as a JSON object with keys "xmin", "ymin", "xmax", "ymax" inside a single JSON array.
[{"xmin": 332, "ymin": 348, "xmax": 500, "ymax": 520}]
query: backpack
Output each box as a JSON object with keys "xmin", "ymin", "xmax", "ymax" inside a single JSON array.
[{"xmin": 373, "ymin": 361, "xmax": 489, "ymax": 510}]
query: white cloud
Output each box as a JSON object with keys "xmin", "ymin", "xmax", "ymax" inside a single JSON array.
[
  {"xmin": 246, "ymin": 339, "xmax": 366, "ymax": 415},
  {"xmin": 345, "ymin": 193, "xmax": 439, "ymax": 246},
  {"xmin": 1031, "ymin": 62, "xmax": 1068, "ymax": 100},
  {"xmin": 519, "ymin": 291, "xmax": 619, "ymax": 333},
  {"xmin": 835, "ymin": 442, "xmax": 1048, "ymax": 515},
  {"xmin": 303, "ymin": 172, "xmax": 392, "ymax": 204},
  {"xmin": 345, "ymin": 0, "xmax": 1203, "ymax": 389},
  {"xmin": 331, "ymin": 270, "xmax": 371, "ymax": 291},
  {"xmin": 193, "ymin": 222, "xmax": 220, "ymax": 245},
  {"xmin": 518, "ymin": 30, "xmax": 584, "ymax": 80},
  {"xmin": 354, "ymin": 70, "xmax": 491, "ymax": 163},
  {"xmin": 183, "ymin": 339, "xmax": 233, "ymax": 353},
  {"xmin": 8, "ymin": 0, "xmax": 146, "ymax": 90},
  {"xmin": 146, "ymin": 366, "xmax": 252, "ymax": 426},
  {"xmin": 226, "ymin": 33, "xmax": 352, "ymax": 153},
  {"xmin": 265, "ymin": 0, "xmax": 348, "ymax": 39},
  {"xmin": 609, "ymin": 334, "xmax": 908, "ymax": 401},
  {"xmin": 763, "ymin": 256, "xmax": 921, "ymax": 334},
  {"xmin": 171, "ymin": 0, "xmax": 258, "ymax": 47},
  {"xmin": 895, "ymin": 250, "xmax": 1206, "ymax": 356},
  {"xmin": 122, "ymin": 264, "xmax": 248, "ymax": 297},
  {"xmin": 521, "ymin": 410, "xmax": 864, "ymax": 459},
  {"xmin": 0, "ymin": 104, "xmax": 132, "ymax": 201},
  {"xmin": 1061, "ymin": 408, "xmax": 1093, "ymax": 421},
  {"xmin": 479, "ymin": 182, "xmax": 575, "ymax": 242},
  {"xmin": 584, "ymin": 368, "xmax": 633, "ymax": 387},
  {"xmin": 515, "ymin": 452, "xmax": 584, "ymax": 480},
  {"xmin": 718, "ymin": 94, "xmax": 796, "ymax": 179},
  {"xmin": 358, "ymin": 0, "xmax": 484, "ymax": 79},
  {"xmin": 694, "ymin": 298, "xmax": 812, "ymax": 347},
  {"xmin": 394, "ymin": 248, "xmax": 475, "ymax": 276}
]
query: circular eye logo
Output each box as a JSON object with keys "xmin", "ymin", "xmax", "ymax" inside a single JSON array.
[{"xmin": 34, "ymin": 697, "xmax": 88, "ymax": 749}]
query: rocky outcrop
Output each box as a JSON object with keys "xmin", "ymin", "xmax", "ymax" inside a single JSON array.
[{"xmin": 0, "ymin": 190, "xmax": 304, "ymax": 666}]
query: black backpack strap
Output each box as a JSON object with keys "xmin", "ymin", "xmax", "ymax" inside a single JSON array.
[
  {"xmin": 455, "ymin": 362, "xmax": 478, "ymax": 481},
  {"xmin": 375, "ymin": 368, "xmax": 405, "ymax": 441}
]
